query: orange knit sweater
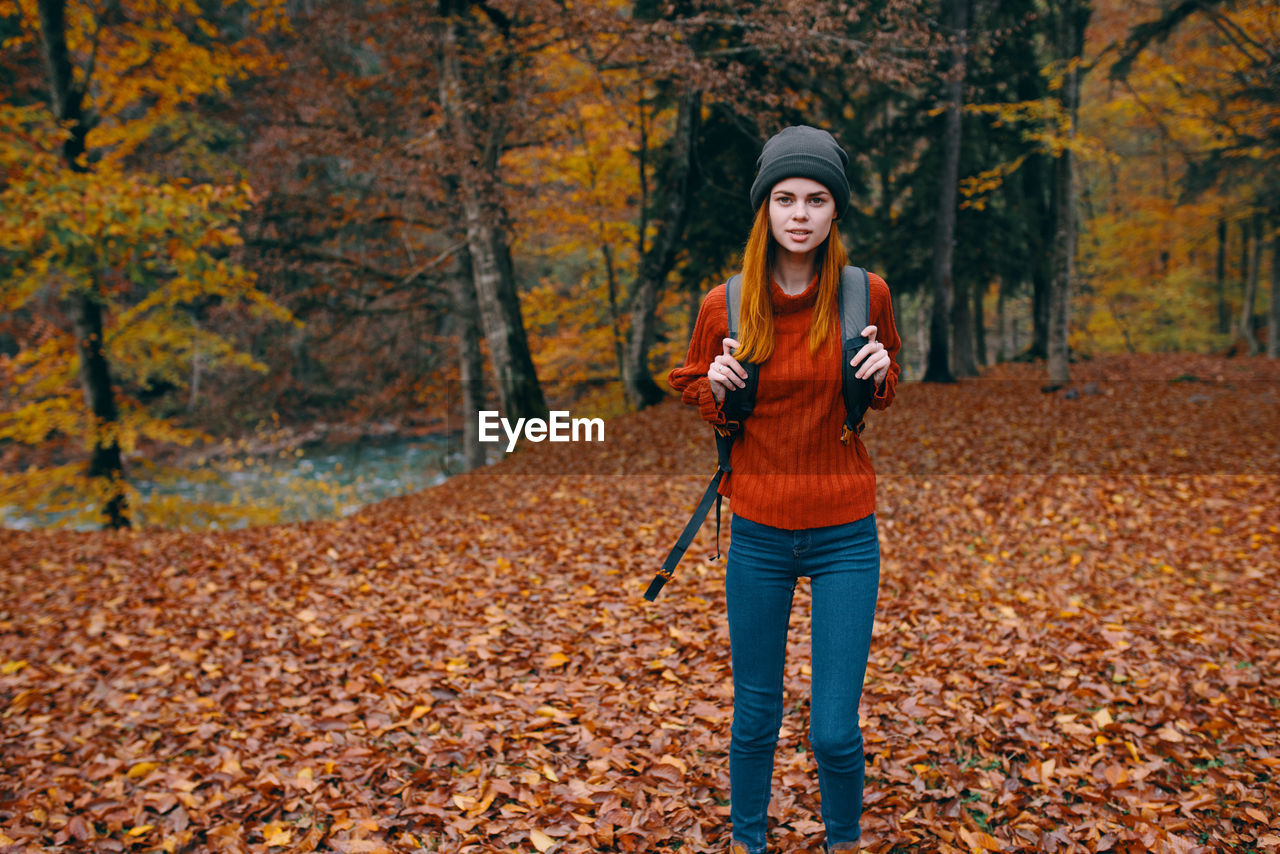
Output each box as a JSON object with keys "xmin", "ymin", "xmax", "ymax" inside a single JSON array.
[{"xmin": 667, "ymin": 271, "xmax": 901, "ymax": 529}]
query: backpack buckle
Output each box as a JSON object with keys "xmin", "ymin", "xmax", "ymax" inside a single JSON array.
[{"xmin": 839, "ymin": 420, "xmax": 866, "ymax": 445}]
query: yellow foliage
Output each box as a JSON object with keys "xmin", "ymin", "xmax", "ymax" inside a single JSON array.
[
  {"xmin": 959, "ymin": 71, "xmax": 1114, "ymax": 209},
  {"xmin": 1076, "ymin": 0, "xmax": 1275, "ymax": 353},
  {"xmin": 0, "ymin": 1, "xmax": 296, "ymax": 528},
  {"xmin": 958, "ymin": 154, "xmax": 1028, "ymax": 211},
  {"xmin": 498, "ymin": 28, "xmax": 708, "ymax": 418},
  {"xmin": 4, "ymin": 0, "xmax": 288, "ymax": 167}
]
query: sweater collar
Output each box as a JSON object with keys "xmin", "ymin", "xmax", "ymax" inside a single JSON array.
[{"xmin": 769, "ymin": 272, "xmax": 821, "ymax": 315}]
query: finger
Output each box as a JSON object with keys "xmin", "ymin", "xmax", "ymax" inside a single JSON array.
[
  {"xmin": 867, "ymin": 353, "xmax": 890, "ymax": 380},
  {"xmin": 711, "ymin": 361, "xmax": 746, "ymax": 388},
  {"xmin": 860, "ymin": 325, "xmax": 878, "ymax": 343},
  {"xmin": 719, "ymin": 342, "xmax": 748, "ymax": 379},
  {"xmin": 854, "ymin": 350, "xmax": 888, "ymax": 379},
  {"xmin": 848, "ymin": 339, "xmax": 882, "ymax": 368}
]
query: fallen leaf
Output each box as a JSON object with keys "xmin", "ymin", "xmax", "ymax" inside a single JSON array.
[
  {"xmin": 126, "ymin": 761, "xmax": 159, "ymax": 779},
  {"xmin": 263, "ymin": 822, "xmax": 292, "ymax": 846},
  {"xmin": 657, "ymin": 754, "xmax": 687, "ymax": 774}
]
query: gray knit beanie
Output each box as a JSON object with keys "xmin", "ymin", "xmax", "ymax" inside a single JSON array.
[{"xmin": 749, "ymin": 125, "xmax": 850, "ymax": 220}]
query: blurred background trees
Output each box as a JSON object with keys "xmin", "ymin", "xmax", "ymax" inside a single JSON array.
[
  {"xmin": 2, "ymin": 0, "xmax": 1276, "ymax": 526},
  {"xmin": 1, "ymin": 0, "xmax": 293, "ymax": 526}
]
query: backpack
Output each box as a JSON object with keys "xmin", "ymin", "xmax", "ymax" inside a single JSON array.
[{"xmin": 644, "ymin": 266, "xmax": 876, "ymax": 601}]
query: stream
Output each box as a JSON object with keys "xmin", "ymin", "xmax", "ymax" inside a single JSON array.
[{"xmin": 2, "ymin": 434, "xmax": 468, "ymax": 531}]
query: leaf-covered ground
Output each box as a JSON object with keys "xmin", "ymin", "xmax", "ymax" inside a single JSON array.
[{"xmin": 2, "ymin": 355, "xmax": 1278, "ymax": 853}]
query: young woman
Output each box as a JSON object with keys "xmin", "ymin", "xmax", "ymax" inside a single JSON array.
[{"xmin": 667, "ymin": 125, "xmax": 901, "ymax": 854}]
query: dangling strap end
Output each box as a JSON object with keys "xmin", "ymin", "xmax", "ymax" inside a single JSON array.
[
  {"xmin": 840, "ymin": 423, "xmax": 853, "ymax": 445},
  {"xmin": 713, "ymin": 420, "xmax": 740, "ymax": 438},
  {"xmin": 643, "ymin": 575, "xmax": 668, "ymax": 601},
  {"xmin": 644, "ymin": 470, "xmax": 725, "ymax": 601}
]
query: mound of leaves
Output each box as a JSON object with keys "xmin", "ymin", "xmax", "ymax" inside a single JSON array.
[{"xmin": 1, "ymin": 355, "xmax": 1277, "ymax": 853}]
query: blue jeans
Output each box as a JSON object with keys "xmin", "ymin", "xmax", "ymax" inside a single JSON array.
[{"xmin": 726, "ymin": 512, "xmax": 880, "ymax": 853}]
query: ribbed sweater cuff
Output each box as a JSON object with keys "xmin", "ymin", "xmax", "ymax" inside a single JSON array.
[{"xmin": 696, "ymin": 380, "xmax": 729, "ymax": 426}]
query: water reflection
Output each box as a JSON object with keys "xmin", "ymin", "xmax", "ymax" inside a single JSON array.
[{"xmin": 2, "ymin": 434, "xmax": 463, "ymax": 531}]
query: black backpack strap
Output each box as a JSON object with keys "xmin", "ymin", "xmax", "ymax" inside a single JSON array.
[
  {"xmin": 721, "ymin": 275, "xmax": 759, "ymax": 425},
  {"xmin": 646, "ymin": 278, "xmax": 754, "ymax": 601},
  {"xmin": 838, "ymin": 266, "xmax": 876, "ymax": 445},
  {"xmin": 644, "ymin": 470, "xmax": 725, "ymax": 601}
]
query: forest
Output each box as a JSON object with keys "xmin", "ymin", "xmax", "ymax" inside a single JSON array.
[
  {"xmin": 0, "ymin": 0, "xmax": 1275, "ymax": 527},
  {"xmin": 1, "ymin": 0, "xmax": 1279, "ymax": 852}
]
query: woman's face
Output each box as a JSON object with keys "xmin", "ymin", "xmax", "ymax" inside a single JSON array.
[{"xmin": 768, "ymin": 177, "xmax": 836, "ymax": 256}]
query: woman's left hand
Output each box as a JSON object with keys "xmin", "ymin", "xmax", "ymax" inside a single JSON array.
[{"xmin": 850, "ymin": 325, "xmax": 890, "ymax": 387}]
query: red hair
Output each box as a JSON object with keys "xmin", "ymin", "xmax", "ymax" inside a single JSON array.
[{"xmin": 733, "ymin": 203, "xmax": 848, "ymax": 363}]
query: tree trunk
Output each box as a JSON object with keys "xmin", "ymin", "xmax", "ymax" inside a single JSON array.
[
  {"xmin": 462, "ymin": 192, "xmax": 547, "ymax": 421},
  {"xmin": 890, "ymin": 287, "xmax": 905, "ymax": 375},
  {"xmin": 952, "ymin": 273, "xmax": 977, "ymax": 375},
  {"xmin": 188, "ymin": 337, "xmax": 201, "ymax": 411},
  {"xmin": 923, "ymin": 0, "xmax": 968, "ymax": 383},
  {"xmin": 605, "ymin": 242, "xmax": 626, "ymax": 387},
  {"xmin": 1019, "ymin": 117, "xmax": 1051, "ymax": 359},
  {"xmin": 996, "ymin": 276, "xmax": 1010, "ymax": 361},
  {"xmin": 623, "ymin": 89, "xmax": 700, "ymax": 409},
  {"xmin": 1048, "ymin": 0, "xmax": 1089, "ymax": 384},
  {"xmin": 1238, "ymin": 214, "xmax": 1249, "ymax": 319},
  {"xmin": 73, "ymin": 289, "xmax": 129, "ymax": 528},
  {"xmin": 1269, "ymin": 220, "xmax": 1278, "ymax": 359},
  {"xmin": 1047, "ymin": 146, "xmax": 1075, "ymax": 384},
  {"xmin": 916, "ymin": 291, "xmax": 929, "ymax": 379},
  {"xmin": 1029, "ymin": 257, "xmax": 1051, "ymax": 360},
  {"xmin": 1239, "ymin": 213, "xmax": 1262, "ymax": 355},
  {"xmin": 1216, "ymin": 217, "xmax": 1229, "ymax": 335},
  {"xmin": 451, "ymin": 248, "xmax": 487, "ymax": 472},
  {"xmin": 972, "ymin": 276, "xmax": 987, "ymax": 367},
  {"xmin": 37, "ymin": 0, "xmax": 89, "ymax": 167},
  {"xmin": 685, "ymin": 274, "xmax": 699, "ymax": 363},
  {"xmin": 438, "ymin": 3, "xmax": 546, "ymax": 423},
  {"xmin": 40, "ymin": 0, "xmax": 129, "ymax": 528}
]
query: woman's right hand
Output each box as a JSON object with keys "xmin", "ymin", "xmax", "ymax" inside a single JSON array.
[{"xmin": 708, "ymin": 337, "xmax": 748, "ymax": 403}]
